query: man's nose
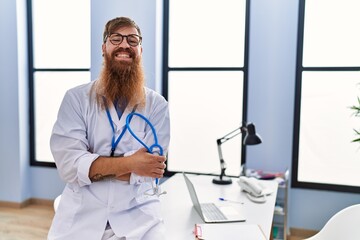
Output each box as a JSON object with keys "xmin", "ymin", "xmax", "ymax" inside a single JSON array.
[{"xmin": 118, "ymin": 37, "xmax": 131, "ymax": 48}]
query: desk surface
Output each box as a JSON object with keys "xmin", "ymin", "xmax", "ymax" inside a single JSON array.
[{"xmin": 160, "ymin": 173, "xmax": 278, "ymax": 239}]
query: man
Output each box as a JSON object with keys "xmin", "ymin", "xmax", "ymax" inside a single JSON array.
[{"xmin": 48, "ymin": 17, "xmax": 170, "ymax": 240}]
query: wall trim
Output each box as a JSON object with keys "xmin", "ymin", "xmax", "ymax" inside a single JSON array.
[{"xmin": 0, "ymin": 198, "xmax": 53, "ymax": 208}]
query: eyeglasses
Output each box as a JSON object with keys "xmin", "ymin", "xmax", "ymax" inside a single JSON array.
[{"xmin": 106, "ymin": 33, "xmax": 142, "ymax": 47}]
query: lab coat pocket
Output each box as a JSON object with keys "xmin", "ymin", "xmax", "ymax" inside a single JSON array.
[{"xmin": 52, "ymin": 185, "xmax": 82, "ymax": 233}]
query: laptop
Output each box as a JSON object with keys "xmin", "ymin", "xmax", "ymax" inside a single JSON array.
[{"xmin": 183, "ymin": 173, "xmax": 246, "ymax": 223}]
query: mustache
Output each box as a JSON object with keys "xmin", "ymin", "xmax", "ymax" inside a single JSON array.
[{"xmin": 112, "ymin": 47, "xmax": 135, "ymax": 59}]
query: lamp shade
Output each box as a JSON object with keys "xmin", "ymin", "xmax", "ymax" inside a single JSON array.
[{"xmin": 243, "ymin": 123, "xmax": 262, "ymax": 145}]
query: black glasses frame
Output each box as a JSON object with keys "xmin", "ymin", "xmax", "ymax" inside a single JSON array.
[{"xmin": 106, "ymin": 33, "xmax": 142, "ymax": 47}]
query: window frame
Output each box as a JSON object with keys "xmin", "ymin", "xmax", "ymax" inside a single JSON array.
[
  {"xmin": 292, "ymin": 0, "xmax": 360, "ymax": 193},
  {"xmin": 27, "ymin": 0, "xmax": 90, "ymax": 167},
  {"xmin": 162, "ymin": 0, "xmax": 251, "ymax": 177}
]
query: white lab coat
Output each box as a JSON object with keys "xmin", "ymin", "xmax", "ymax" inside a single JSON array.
[{"xmin": 48, "ymin": 81, "xmax": 170, "ymax": 240}]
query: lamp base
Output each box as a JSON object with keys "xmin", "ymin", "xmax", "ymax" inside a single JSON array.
[{"xmin": 212, "ymin": 176, "xmax": 232, "ymax": 185}]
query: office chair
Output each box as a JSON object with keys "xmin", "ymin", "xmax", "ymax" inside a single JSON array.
[{"xmin": 304, "ymin": 204, "xmax": 360, "ymax": 240}]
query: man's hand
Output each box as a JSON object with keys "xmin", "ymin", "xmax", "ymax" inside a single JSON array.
[{"xmin": 128, "ymin": 148, "xmax": 167, "ymax": 179}]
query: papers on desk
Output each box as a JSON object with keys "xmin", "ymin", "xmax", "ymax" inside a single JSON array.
[{"xmin": 194, "ymin": 223, "xmax": 266, "ymax": 240}]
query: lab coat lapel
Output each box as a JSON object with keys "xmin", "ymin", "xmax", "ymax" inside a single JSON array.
[
  {"xmin": 107, "ymin": 104, "xmax": 123, "ymax": 132},
  {"xmin": 108, "ymin": 103, "xmax": 139, "ymax": 132}
]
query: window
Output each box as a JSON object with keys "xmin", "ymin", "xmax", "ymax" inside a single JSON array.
[
  {"xmin": 163, "ymin": 0, "xmax": 249, "ymax": 176},
  {"xmin": 28, "ymin": 0, "xmax": 90, "ymax": 166},
  {"xmin": 292, "ymin": 0, "xmax": 360, "ymax": 193}
]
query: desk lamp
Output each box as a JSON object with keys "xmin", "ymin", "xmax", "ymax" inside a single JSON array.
[{"xmin": 212, "ymin": 122, "xmax": 262, "ymax": 185}]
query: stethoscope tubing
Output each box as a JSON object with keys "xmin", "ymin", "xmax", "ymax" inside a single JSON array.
[
  {"xmin": 126, "ymin": 112, "xmax": 164, "ymax": 185},
  {"xmin": 125, "ymin": 112, "xmax": 163, "ymax": 156}
]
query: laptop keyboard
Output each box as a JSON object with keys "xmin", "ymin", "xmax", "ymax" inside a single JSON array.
[{"xmin": 201, "ymin": 203, "xmax": 227, "ymax": 221}]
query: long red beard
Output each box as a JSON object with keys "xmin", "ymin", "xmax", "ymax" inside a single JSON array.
[{"xmin": 95, "ymin": 49, "xmax": 145, "ymax": 110}]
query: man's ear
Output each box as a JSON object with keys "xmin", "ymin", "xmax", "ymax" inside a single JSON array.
[{"xmin": 102, "ymin": 44, "xmax": 105, "ymax": 56}]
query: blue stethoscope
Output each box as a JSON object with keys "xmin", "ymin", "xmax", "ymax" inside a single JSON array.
[{"xmin": 105, "ymin": 105, "xmax": 166, "ymax": 197}]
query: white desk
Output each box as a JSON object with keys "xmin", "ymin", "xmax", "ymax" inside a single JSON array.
[{"xmin": 160, "ymin": 173, "xmax": 278, "ymax": 239}]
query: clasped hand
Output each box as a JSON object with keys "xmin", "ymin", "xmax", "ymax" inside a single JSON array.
[{"xmin": 130, "ymin": 148, "xmax": 166, "ymax": 179}]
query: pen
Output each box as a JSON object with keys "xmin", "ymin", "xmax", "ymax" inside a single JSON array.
[{"xmin": 219, "ymin": 197, "xmax": 244, "ymax": 204}]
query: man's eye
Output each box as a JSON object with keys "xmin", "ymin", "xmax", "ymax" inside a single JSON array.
[
  {"xmin": 111, "ymin": 38, "xmax": 122, "ymax": 43},
  {"xmin": 128, "ymin": 37, "xmax": 139, "ymax": 45},
  {"xmin": 129, "ymin": 39, "xmax": 138, "ymax": 45}
]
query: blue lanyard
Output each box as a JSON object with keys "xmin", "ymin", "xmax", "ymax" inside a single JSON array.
[{"xmin": 105, "ymin": 105, "xmax": 137, "ymax": 157}]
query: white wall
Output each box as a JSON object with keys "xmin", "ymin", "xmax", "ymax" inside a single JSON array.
[
  {"xmin": 1, "ymin": 0, "xmax": 360, "ymax": 232},
  {"xmin": 0, "ymin": 0, "xmax": 24, "ymax": 202}
]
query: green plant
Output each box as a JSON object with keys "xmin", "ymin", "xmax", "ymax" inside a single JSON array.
[{"xmin": 350, "ymin": 96, "xmax": 360, "ymax": 143}]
